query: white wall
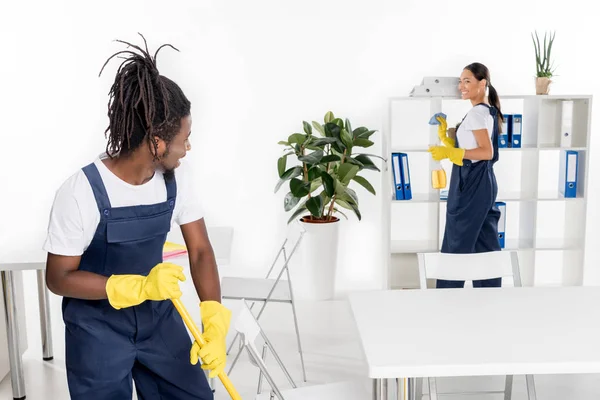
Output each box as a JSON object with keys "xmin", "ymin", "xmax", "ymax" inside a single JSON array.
[{"xmin": 2, "ymin": 0, "xmax": 600, "ymax": 295}]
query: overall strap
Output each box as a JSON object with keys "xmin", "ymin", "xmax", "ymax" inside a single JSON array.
[
  {"xmin": 82, "ymin": 163, "xmax": 112, "ymax": 215},
  {"xmin": 473, "ymin": 103, "xmax": 500, "ymax": 164},
  {"xmin": 164, "ymin": 172, "xmax": 177, "ymax": 210}
]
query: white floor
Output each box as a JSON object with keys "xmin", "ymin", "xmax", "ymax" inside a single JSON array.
[{"xmin": 2, "ymin": 274, "xmax": 600, "ymax": 399}]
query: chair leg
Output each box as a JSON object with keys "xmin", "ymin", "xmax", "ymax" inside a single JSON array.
[
  {"xmin": 526, "ymin": 375, "xmax": 537, "ymax": 400},
  {"xmin": 289, "ymin": 296, "xmax": 307, "ymax": 382},
  {"xmin": 285, "ymin": 266, "xmax": 307, "ymax": 382},
  {"xmin": 504, "ymin": 375, "xmax": 513, "ymax": 400},
  {"xmin": 245, "ymin": 345, "xmax": 285, "ymax": 400},
  {"xmin": 257, "ymin": 343, "xmax": 268, "ymax": 395}
]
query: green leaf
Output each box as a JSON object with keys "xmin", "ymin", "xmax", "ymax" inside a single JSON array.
[
  {"xmin": 303, "ymin": 121, "xmax": 313, "ymax": 135},
  {"xmin": 353, "ymin": 138, "xmax": 374, "ymax": 148},
  {"xmin": 278, "ymin": 140, "xmax": 290, "ymax": 146},
  {"xmin": 352, "ymin": 127, "xmax": 368, "ymax": 138},
  {"xmin": 335, "ymin": 198, "xmax": 361, "ymax": 220},
  {"xmin": 331, "ymin": 140, "xmax": 346, "ymax": 154},
  {"xmin": 352, "ymin": 152, "xmax": 386, "ymax": 161},
  {"xmin": 324, "ymin": 122, "xmax": 341, "ymax": 138},
  {"xmin": 306, "ymin": 196, "xmax": 324, "ymax": 217},
  {"xmin": 337, "ymin": 163, "xmax": 360, "ymax": 184},
  {"xmin": 312, "ymin": 121, "xmax": 325, "ymax": 136},
  {"xmin": 335, "ymin": 198, "xmax": 353, "ymax": 210},
  {"xmin": 320, "ymin": 154, "xmax": 341, "ymax": 164},
  {"xmin": 333, "ymin": 208, "xmax": 348, "ymax": 220},
  {"xmin": 345, "ymin": 118, "xmax": 353, "ymax": 135},
  {"xmin": 348, "ymin": 200, "xmax": 361, "ymax": 221},
  {"xmin": 354, "ymin": 154, "xmax": 380, "ymax": 172},
  {"xmin": 353, "ymin": 127, "xmax": 376, "ymax": 139},
  {"xmin": 274, "ymin": 166, "xmax": 302, "ymax": 193},
  {"xmin": 277, "ymin": 156, "xmax": 287, "ymax": 178},
  {"xmin": 298, "ymin": 150, "xmax": 324, "ymax": 164},
  {"xmin": 346, "ymin": 187, "xmax": 359, "ymax": 205},
  {"xmin": 305, "ymin": 144, "xmax": 323, "ymax": 152},
  {"xmin": 288, "ymin": 133, "xmax": 306, "ymax": 145},
  {"xmin": 324, "ymin": 111, "xmax": 334, "ymax": 123},
  {"xmin": 340, "ymin": 128, "xmax": 354, "ymax": 151},
  {"xmin": 352, "ymin": 175, "xmax": 376, "ymax": 195},
  {"xmin": 332, "ymin": 118, "xmax": 344, "ymax": 128},
  {"xmin": 311, "ymin": 137, "xmax": 338, "ymax": 147},
  {"xmin": 290, "ymin": 178, "xmax": 311, "ymax": 198},
  {"xmin": 307, "ymin": 166, "xmax": 322, "ymax": 181},
  {"xmin": 345, "ymin": 156, "xmax": 364, "ymax": 168},
  {"xmin": 310, "ymin": 177, "xmax": 323, "ymax": 193},
  {"xmin": 287, "ymin": 205, "xmax": 308, "ymax": 224},
  {"xmin": 321, "ymin": 171, "xmax": 335, "ymax": 197},
  {"xmin": 284, "ymin": 192, "xmax": 300, "ymax": 211}
]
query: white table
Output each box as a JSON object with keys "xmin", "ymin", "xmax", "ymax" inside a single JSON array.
[
  {"xmin": 0, "ymin": 262, "xmax": 53, "ymax": 400},
  {"xmin": 348, "ymin": 286, "xmax": 600, "ymax": 400}
]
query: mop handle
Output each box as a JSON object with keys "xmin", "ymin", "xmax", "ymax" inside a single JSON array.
[{"xmin": 171, "ymin": 299, "xmax": 241, "ymax": 400}]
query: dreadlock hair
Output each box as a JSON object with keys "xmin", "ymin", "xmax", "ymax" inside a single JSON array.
[{"xmin": 99, "ymin": 33, "xmax": 191, "ymax": 160}]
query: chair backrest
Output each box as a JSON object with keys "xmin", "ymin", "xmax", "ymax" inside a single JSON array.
[
  {"xmin": 234, "ymin": 299, "xmax": 287, "ymax": 399},
  {"xmin": 263, "ymin": 223, "xmax": 306, "ymax": 280},
  {"xmin": 417, "ymin": 251, "xmax": 522, "ymax": 289},
  {"xmin": 234, "ymin": 299, "xmax": 262, "ymax": 346}
]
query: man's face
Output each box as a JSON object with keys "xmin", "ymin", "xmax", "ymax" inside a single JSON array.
[{"xmin": 157, "ymin": 114, "xmax": 192, "ymax": 173}]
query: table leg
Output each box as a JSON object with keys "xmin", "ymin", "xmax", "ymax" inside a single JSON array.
[
  {"xmin": 1, "ymin": 271, "xmax": 26, "ymax": 400},
  {"xmin": 36, "ymin": 270, "xmax": 53, "ymax": 361}
]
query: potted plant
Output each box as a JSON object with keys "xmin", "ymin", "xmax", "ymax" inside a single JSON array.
[
  {"xmin": 274, "ymin": 111, "xmax": 381, "ymax": 299},
  {"xmin": 532, "ymin": 30, "xmax": 557, "ymax": 95}
]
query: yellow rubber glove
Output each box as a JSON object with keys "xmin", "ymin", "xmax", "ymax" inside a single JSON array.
[
  {"xmin": 436, "ymin": 116, "xmax": 456, "ymax": 148},
  {"xmin": 428, "ymin": 145, "xmax": 465, "ymax": 166},
  {"xmin": 190, "ymin": 301, "xmax": 232, "ymax": 378},
  {"xmin": 105, "ymin": 262, "xmax": 186, "ymax": 310}
]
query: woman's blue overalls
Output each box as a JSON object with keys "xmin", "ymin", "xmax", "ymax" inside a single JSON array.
[
  {"xmin": 61, "ymin": 163, "xmax": 213, "ymax": 399},
  {"xmin": 437, "ymin": 104, "xmax": 502, "ymax": 289}
]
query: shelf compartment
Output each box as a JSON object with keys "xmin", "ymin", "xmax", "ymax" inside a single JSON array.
[
  {"xmin": 389, "ymin": 98, "xmax": 437, "ymax": 150},
  {"xmin": 438, "ymin": 200, "xmax": 535, "ymax": 251},
  {"xmin": 537, "ymin": 149, "xmax": 587, "ymax": 200},
  {"xmin": 537, "ymin": 98, "xmax": 590, "ymax": 148},
  {"xmin": 390, "ymin": 202, "xmax": 439, "ymax": 254},
  {"xmin": 533, "ymin": 249, "xmax": 584, "ymax": 286},
  {"xmin": 535, "ymin": 201, "xmax": 586, "ymax": 250}
]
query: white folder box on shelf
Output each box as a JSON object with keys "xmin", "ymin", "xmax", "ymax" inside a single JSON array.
[{"xmin": 409, "ymin": 77, "xmax": 461, "ymax": 97}]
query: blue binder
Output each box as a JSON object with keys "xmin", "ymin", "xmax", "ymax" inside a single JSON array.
[
  {"xmin": 399, "ymin": 153, "xmax": 412, "ymax": 200},
  {"xmin": 498, "ymin": 114, "xmax": 510, "ymax": 148},
  {"xmin": 496, "ymin": 201, "xmax": 506, "ymax": 248},
  {"xmin": 510, "ymin": 114, "xmax": 522, "ymax": 148},
  {"xmin": 391, "ymin": 153, "xmax": 404, "ymax": 200},
  {"xmin": 559, "ymin": 150, "xmax": 578, "ymax": 198}
]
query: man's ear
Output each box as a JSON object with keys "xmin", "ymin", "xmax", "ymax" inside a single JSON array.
[{"xmin": 151, "ymin": 137, "xmax": 168, "ymax": 157}]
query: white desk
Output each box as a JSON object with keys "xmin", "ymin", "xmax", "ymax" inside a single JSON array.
[{"xmin": 348, "ymin": 286, "xmax": 600, "ymax": 400}]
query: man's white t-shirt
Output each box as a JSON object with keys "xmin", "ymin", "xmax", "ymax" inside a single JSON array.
[
  {"xmin": 43, "ymin": 154, "xmax": 204, "ymax": 257},
  {"xmin": 456, "ymin": 104, "xmax": 495, "ymax": 162}
]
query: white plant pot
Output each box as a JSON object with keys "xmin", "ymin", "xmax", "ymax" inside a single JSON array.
[{"xmin": 291, "ymin": 217, "xmax": 340, "ymax": 301}]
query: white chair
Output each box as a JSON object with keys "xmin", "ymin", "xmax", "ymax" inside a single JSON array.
[
  {"xmin": 416, "ymin": 250, "xmax": 537, "ymax": 400},
  {"xmin": 222, "ymin": 227, "xmax": 307, "ymax": 381},
  {"xmin": 234, "ymin": 299, "xmax": 370, "ymax": 400}
]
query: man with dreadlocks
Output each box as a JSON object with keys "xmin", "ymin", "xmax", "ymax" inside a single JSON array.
[{"xmin": 43, "ymin": 34, "xmax": 229, "ymax": 399}]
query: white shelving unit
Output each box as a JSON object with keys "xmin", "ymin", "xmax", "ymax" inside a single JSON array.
[{"xmin": 382, "ymin": 95, "xmax": 593, "ymax": 289}]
